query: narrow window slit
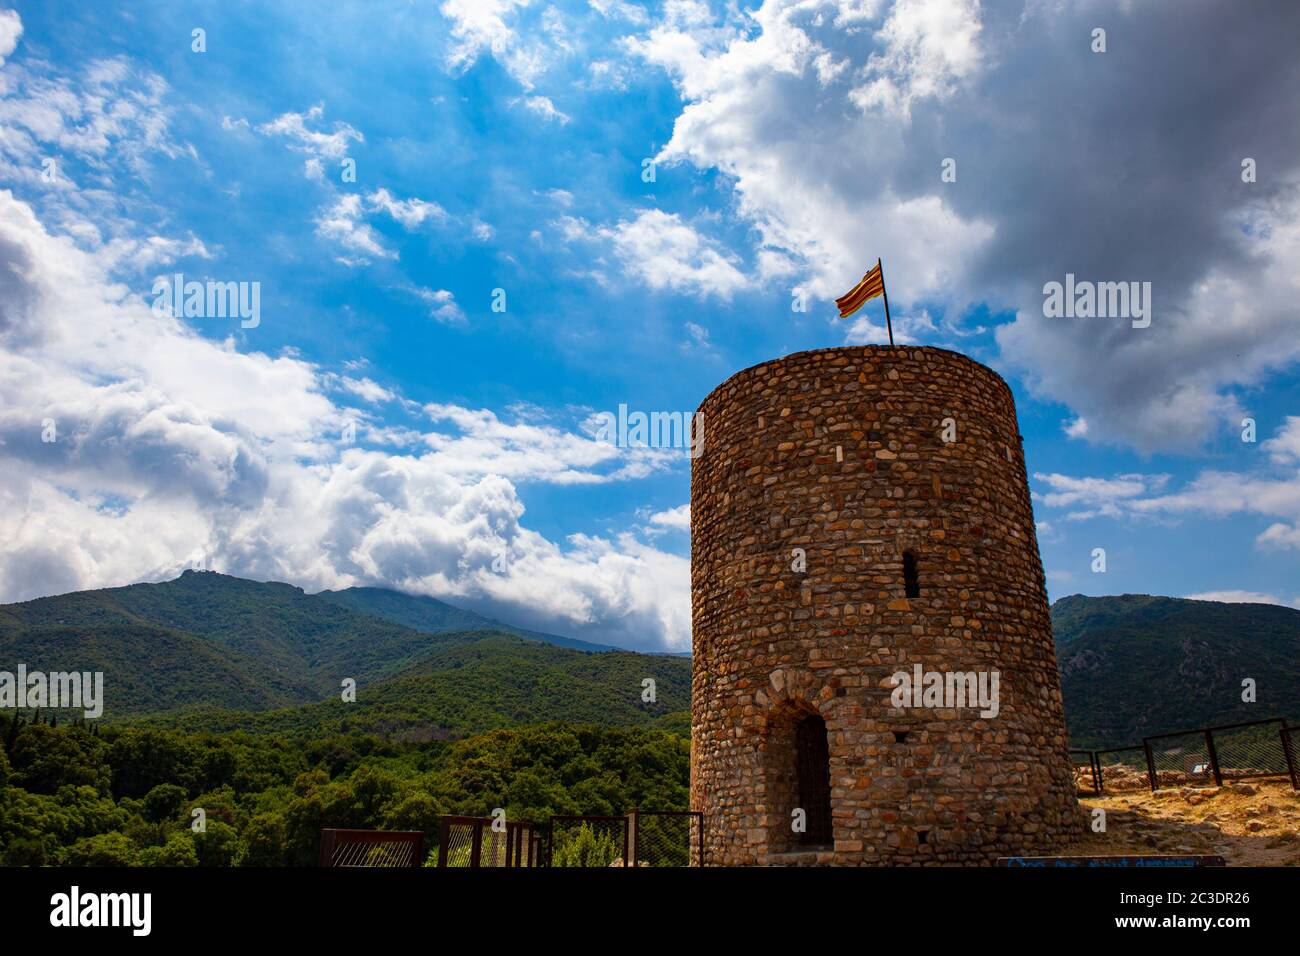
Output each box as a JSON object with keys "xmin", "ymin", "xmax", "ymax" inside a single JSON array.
[{"xmin": 902, "ymin": 551, "xmax": 920, "ymax": 598}]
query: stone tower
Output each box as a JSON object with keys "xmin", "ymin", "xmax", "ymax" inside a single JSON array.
[{"xmin": 690, "ymin": 346, "xmax": 1079, "ymax": 865}]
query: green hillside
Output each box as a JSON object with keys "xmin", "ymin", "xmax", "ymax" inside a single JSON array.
[
  {"xmin": 0, "ymin": 623, "xmax": 309, "ymax": 713},
  {"xmin": 0, "ymin": 571, "xmax": 474, "ymax": 700},
  {"xmin": 131, "ymin": 633, "xmax": 692, "ymax": 740},
  {"xmin": 0, "ymin": 573, "xmax": 688, "ymax": 733},
  {"xmin": 1053, "ymin": 593, "xmax": 1300, "ymax": 748}
]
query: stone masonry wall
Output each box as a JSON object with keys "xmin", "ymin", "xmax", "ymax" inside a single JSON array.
[{"xmin": 690, "ymin": 346, "xmax": 1081, "ymax": 865}]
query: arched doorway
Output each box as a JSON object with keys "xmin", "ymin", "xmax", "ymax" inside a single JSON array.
[
  {"xmin": 795, "ymin": 714, "xmax": 833, "ymax": 845},
  {"xmin": 763, "ymin": 701, "xmax": 835, "ymax": 853}
]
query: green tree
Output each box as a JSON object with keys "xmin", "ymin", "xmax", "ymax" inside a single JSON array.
[
  {"xmin": 140, "ymin": 832, "xmax": 199, "ymax": 867},
  {"xmin": 550, "ymin": 823, "xmax": 621, "ymax": 868},
  {"xmin": 143, "ymin": 783, "xmax": 188, "ymax": 823},
  {"xmin": 237, "ymin": 812, "xmax": 287, "ymax": 866},
  {"xmin": 193, "ymin": 820, "xmax": 239, "ymax": 867},
  {"xmin": 62, "ymin": 832, "xmax": 139, "ymax": 866}
]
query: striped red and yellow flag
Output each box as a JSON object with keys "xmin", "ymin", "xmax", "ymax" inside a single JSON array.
[{"xmin": 835, "ymin": 261, "xmax": 884, "ymax": 318}]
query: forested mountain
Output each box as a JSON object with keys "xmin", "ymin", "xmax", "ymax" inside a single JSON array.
[
  {"xmin": 0, "ymin": 572, "xmax": 683, "ymax": 727},
  {"xmin": 134, "ymin": 634, "xmax": 692, "ymax": 739},
  {"xmin": 1052, "ymin": 593, "xmax": 1300, "ymax": 747}
]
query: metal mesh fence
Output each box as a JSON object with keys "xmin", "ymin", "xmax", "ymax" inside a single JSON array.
[
  {"xmin": 1211, "ymin": 720, "xmax": 1289, "ymax": 780},
  {"xmin": 436, "ymin": 817, "xmax": 540, "ymax": 867},
  {"xmin": 549, "ymin": 816, "xmax": 629, "ymax": 867},
  {"xmin": 631, "ymin": 811, "xmax": 703, "ymax": 867},
  {"xmin": 1145, "ymin": 730, "xmax": 1215, "ymax": 789},
  {"xmin": 478, "ymin": 827, "xmax": 509, "ymax": 868},
  {"xmin": 319, "ymin": 829, "xmax": 424, "ymax": 868},
  {"xmin": 1094, "ymin": 746, "xmax": 1149, "ymax": 793},
  {"xmin": 439, "ymin": 820, "xmax": 477, "ymax": 868},
  {"xmin": 1284, "ymin": 727, "xmax": 1300, "ymax": 790}
]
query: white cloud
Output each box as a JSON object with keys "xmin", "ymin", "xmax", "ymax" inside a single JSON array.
[
  {"xmin": 411, "ymin": 286, "xmax": 466, "ymax": 325},
  {"xmin": 588, "ymin": 0, "xmax": 649, "ymax": 26},
  {"xmin": 1184, "ymin": 590, "xmax": 1288, "ymax": 607},
  {"xmin": 844, "ymin": 307, "xmax": 937, "ymax": 346},
  {"xmin": 573, "ymin": 209, "xmax": 748, "ymax": 299},
  {"xmin": 366, "ymin": 188, "xmax": 447, "ymax": 229},
  {"xmin": 340, "ymin": 377, "xmax": 396, "ymax": 405},
  {"xmin": 315, "ymin": 193, "xmax": 396, "ymax": 263},
  {"xmin": 627, "ymin": 0, "xmax": 1300, "ymax": 453},
  {"xmin": 1263, "ymin": 416, "xmax": 1300, "ymax": 466},
  {"xmin": 1032, "ymin": 472, "xmax": 1169, "ymax": 521},
  {"xmin": 256, "ymin": 105, "xmax": 362, "ymax": 162},
  {"xmin": 649, "ymin": 504, "xmax": 690, "ymax": 530},
  {"xmin": 1034, "ymin": 418, "xmax": 1300, "ymax": 552},
  {"xmin": 440, "ymin": 0, "xmax": 549, "ymax": 89},
  {"xmin": 0, "ymin": 8, "xmax": 22, "ymax": 66},
  {"xmin": 0, "ymin": 52, "xmax": 188, "ymax": 193},
  {"xmin": 0, "ymin": 188, "xmax": 691, "ymax": 650},
  {"xmin": 849, "ymin": 0, "xmax": 982, "ymax": 118},
  {"xmin": 420, "ymin": 404, "xmax": 680, "ymax": 484},
  {"xmin": 512, "ymin": 94, "xmax": 570, "ymax": 123}
]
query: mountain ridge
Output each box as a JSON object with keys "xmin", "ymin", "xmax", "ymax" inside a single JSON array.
[{"xmin": 1052, "ymin": 592, "xmax": 1300, "ymax": 747}]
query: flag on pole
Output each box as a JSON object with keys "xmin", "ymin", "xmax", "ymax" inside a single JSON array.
[
  {"xmin": 835, "ymin": 257, "xmax": 895, "ymax": 345},
  {"xmin": 835, "ymin": 260, "xmax": 885, "ymax": 319}
]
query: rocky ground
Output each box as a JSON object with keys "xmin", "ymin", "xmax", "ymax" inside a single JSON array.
[{"xmin": 1064, "ymin": 775, "xmax": 1300, "ymax": 866}]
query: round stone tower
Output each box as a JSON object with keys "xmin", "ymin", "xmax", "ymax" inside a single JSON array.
[{"xmin": 690, "ymin": 346, "xmax": 1079, "ymax": 865}]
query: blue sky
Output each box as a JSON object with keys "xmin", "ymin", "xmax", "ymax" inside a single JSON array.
[{"xmin": 1, "ymin": 0, "xmax": 1298, "ymax": 652}]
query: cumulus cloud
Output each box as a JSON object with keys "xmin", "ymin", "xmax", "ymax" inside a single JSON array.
[
  {"xmin": 649, "ymin": 504, "xmax": 690, "ymax": 530},
  {"xmin": 0, "ymin": 189, "xmax": 690, "ymax": 650},
  {"xmin": 627, "ymin": 0, "xmax": 1300, "ymax": 452},
  {"xmin": 563, "ymin": 208, "xmax": 749, "ymax": 299},
  {"xmin": 440, "ymin": 0, "xmax": 549, "ymax": 89}
]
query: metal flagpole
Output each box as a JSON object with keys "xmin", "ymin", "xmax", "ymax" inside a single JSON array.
[{"xmin": 877, "ymin": 257, "xmax": 895, "ymax": 347}]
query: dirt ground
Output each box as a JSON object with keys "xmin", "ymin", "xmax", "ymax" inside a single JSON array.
[{"xmin": 1063, "ymin": 776, "xmax": 1300, "ymax": 866}]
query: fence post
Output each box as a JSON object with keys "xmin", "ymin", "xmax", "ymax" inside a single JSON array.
[
  {"xmin": 470, "ymin": 820, "xmax": 483, "ymax": 868},
  {"xmin": 1204, "ymin": 729, "xmax": 1224, "ymax": 787},
  {"xmin": 1091, "ymin": 751, "xmax": 1102, "ymax": 794},
  {"xmin": 626, "ymin": 809, "xmax": 636, "ymax": 868},
  {"xmin": 318, "ymin": 829, "xmax": 336, "ymax": 868},
  {"xmin": 1282, "ymin": 725, "xmax": 1299, "ymax": 792},
  {"xmin": 1143, "ymin": 738, "xmax": 1157, "ymax": 792}
]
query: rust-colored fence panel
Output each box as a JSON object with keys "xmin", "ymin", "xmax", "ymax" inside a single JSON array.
[
  {"xmin": 318, "ymin": 828, "xmax": 424, "ymax": 868},
  {"xmin": 436, "ymin": 816, "xmax": 539, "ymax": 867}
]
